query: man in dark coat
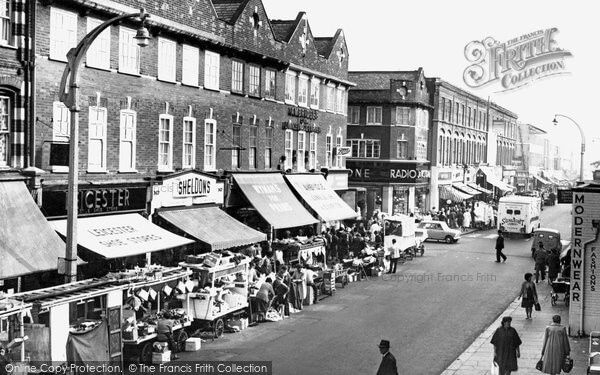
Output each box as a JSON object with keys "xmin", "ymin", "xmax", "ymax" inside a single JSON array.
[
  {"xmin": 546, "ymin": 249, "xmax": 561, "ymax": 283},
  {"xmin": 533, "ymin": 243, "xmax": 548, "ymax": 283},
  {"xmin": 495, "ymin": 230, "xmax": 507, "ymax": 262},
  {"xmin": 491, "ymin": 316, "xmax": 521, "ymax": 375},
  {"xmin": 376, "ymin": 340, "xmax": 398, "ymax": 375}
]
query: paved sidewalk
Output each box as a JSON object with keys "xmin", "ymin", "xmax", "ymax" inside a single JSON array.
[{"xmin": 441, "ymin": 281, "xmax": 589, "ymax": 375}]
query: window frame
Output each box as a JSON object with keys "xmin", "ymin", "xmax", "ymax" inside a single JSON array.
[
  {"xmin": 310, "ymin": 78, "xmax": 320, "ymax": 109},
  {"xmin": 264, "ymin": 69, "xmax": 276, "ymax": 99},
  {"xmin": 264, "ymin": 125, "xmax": 273, "ymax": 169},
  {"xmin": 285, "ymin": 71, "xmax": 297, "ymax": 104},
  {"xmin": 309, "ymin": 132, "xmax": 317, "ymax": 170},
  {"xmin": 248, "ymin": 64, "xmax": 261, "ymax": 97},
  {"xmin": 231, "ymin": 59, "xmax": 244, "ymax": 94},
  {"xmin": 348, "ymin": 106, "xmax": 360, "ymax": 125},
  {"xmin": 52, "ymin": 101, "xmax": 70, "ymax": 141},
  {"xmin": 204, "ymin": 50, "xmax": 220, "ymax": 90},
  {"xmin": 348, "ymin": 139, "xmax": 381, "ymax": 159},
  {"xmin": 0, "ymin": 95, "xmax": 10, "ymax": 166},
  {"xmin": 157, "ymin": 37, "xmax": 177, "ymax": 83},
  {"xmin": 87, "ymin": 106, "xmax": 108, "ymax": 172},
  {"xmin": 0, "ymin": 0, "xmax": 12, "ymax": 46},
  {"xmin": 157, "ymin": 114, "xmax": 174, "ymax": 171},
  {"xmin": 231, "ymin": 124, "xmax": 241, "ymax": 169},
  {"xmin": 395, "ymin": 106, "xmax": 411, "ymax": 125},
  {"xmin": 366, "ymin": 106, "xmax": 383, "ymax": 125},
  {"xmin": 50, "ymin": 7, "xmax": 78, "ymax": 62},
  {"xmin": 204, "ymin": 119, "xmax": 216, "ymax": 171},
  {"xmin": 397, "ymin": 138, "xmax": 409, "ymax": 159},
  {"xmin": 182, "ymin": 116, "xmax": 196, "ymax": 169},
  {"xmin": 249, "ymin": 125, "xmax": 258, "ymax": 169},
  {"xmin": 326, "ymin": 84, "xmax": 335, "ymax": 112},
  {"xmin": 335, "ymin": 131, "xmax": 343, "ymax": 167},
  {"xmin": 118, "ymin": 27, "xmax": 141, "ymax": 75},
  {"xmin": 86, "ymin": 17, "xmax": 111, "ymax": 70},
  {"xmin": 297, "ymin": 75, "xmax": 308, "ymax": 107},
  {"xmin": 181, "ymin": 44, "xmax": 199, "ymax": 87},
  {"xmin": 297, "ymin": 130, "xmax": 306, "ymax": 171},
  {"xmin": 284, "ymin": 129, "xmax": 293, "ymax": 170},
  {"xmin": 118, "ymin": 109, "xmax": 137, "ymax": 172},
  {"xmin": 335, "ymin": 87, "xmax": 344, "ymax": 114},
  {"xmin": 325, "ymin": 133, "xmax": 333, "ymax": 168}
]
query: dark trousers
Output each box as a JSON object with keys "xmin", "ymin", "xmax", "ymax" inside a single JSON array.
[
  {"xmin": 496, "ymin": 249, "xmax": 507, "ymax": 262},
  {"xmin": 535, "ymin": 266, "xmax": 546, "ymax": 282},
  {"xmin": 389, "ymin": 258, "xmax": 399, "ymax": 273}
]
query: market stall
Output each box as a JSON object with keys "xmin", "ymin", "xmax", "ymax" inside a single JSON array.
[
  {"xmin": 0, "ymin": 298, "xmax": 32, "ymax": 363},
  {"xmin": 271, "ymin": 237, "xmax": 327, "ymax": 268},
  {"xmin": 179, "ymin": 252, "xmax": 251, "ymax": 338}
]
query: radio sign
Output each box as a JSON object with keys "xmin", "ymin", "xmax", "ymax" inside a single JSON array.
[{"xmin": 347, "ymin": 161, "xmax": 430, "ymax": 183}]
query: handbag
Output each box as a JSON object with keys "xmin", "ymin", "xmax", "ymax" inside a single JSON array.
[
  {"xmin": 534, "ymin": 302, "xmax": 541, "ymax": 311},
  {"xmin": 490, "ymin": 360, "xmax": 499, "ymax": 375},
  {"xmin": 562, "ymin": 356, "xmax": 573, "ymax": 373},
  {"xmin": 535, "ymin": 359, "xmax": 543, "ymax": 371}
]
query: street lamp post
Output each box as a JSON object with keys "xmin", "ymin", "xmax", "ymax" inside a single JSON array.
[
  {"xmin": 552, "ymin": 114, "xmax": 585, "ymax": 183},
  {"xmin": 59, "ymin": 9, "xmax": 151, "ymax": 283}
]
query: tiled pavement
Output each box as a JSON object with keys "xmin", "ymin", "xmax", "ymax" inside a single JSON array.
[{"xmin": 441, "ymin": 281, "xmax": 589, "ymax": 375}]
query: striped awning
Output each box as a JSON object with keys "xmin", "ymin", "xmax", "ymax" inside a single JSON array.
[
  {"xmin": 452, "ymin": 182, "xmax": 481, "ymax": 196},
  {"xmin": 439, "ymin": 185, "xmax": 473, "ymax": 202},
  {"xmin": 467, "ymin": 183, "xmax": 493, "ymax": 195},
  {"xmin": 533, "ymin": 175, "xmax": 552, "ymax": 185}
]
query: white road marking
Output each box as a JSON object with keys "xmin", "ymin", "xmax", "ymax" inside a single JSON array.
[
  {"xmin": 484, "ymin": 234, "xmax": 497, "ymax": 239},
  {"xmin": 464, "ymin": 233, "xmax": 482, "ymax": 238}
]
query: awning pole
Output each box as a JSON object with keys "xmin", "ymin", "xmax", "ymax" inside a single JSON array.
[{"xmin": 19, "ymin": 309, "xmax": 25, "ymax": 362}]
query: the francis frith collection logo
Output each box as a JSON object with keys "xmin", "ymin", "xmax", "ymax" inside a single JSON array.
[{"xmin": 463, "ymin": 28, "xmax": 573, "ymax": 92}]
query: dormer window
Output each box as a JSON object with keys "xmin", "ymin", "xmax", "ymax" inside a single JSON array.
[{"xmin": 250, "ymin": 6, "xmax": 262, "ymax": 34}]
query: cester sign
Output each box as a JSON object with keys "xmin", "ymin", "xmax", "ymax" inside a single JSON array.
[{"xmin": 346, "ymin": 161, "xmax": 430, "ymax": 184}]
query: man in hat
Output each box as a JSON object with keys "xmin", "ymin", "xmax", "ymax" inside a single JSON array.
[{"xmin": 376, "ymin": 339, "xmax": 398, "ymax": 375}]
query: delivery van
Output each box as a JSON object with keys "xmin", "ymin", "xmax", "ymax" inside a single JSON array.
[{"xmin": 497, "ymin": 195, "xmax": 542, "ymax": 235}]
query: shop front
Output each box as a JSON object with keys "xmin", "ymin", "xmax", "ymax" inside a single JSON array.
[
  {"xmin": 323, "ymin": 169, "xmax": 361, "ymax": 218},
  {"xmin": 151, "ymin": 171, "xmax": 266, "ymax": 253},
  {"xmin": 347, "ymin": 160, "xmax": 430, "ymax": 216},
  {"xmin": 477, "ymin": 166, "xmax": 515, "ymax": 197},
  {"xmin": 0, "ymin": 179, "xmax": 67, "ymax": 293}
]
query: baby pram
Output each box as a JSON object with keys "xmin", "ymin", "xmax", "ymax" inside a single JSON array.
[
  {"xmin": 588, "ymin": 331, "xmax": 600, "ymax": 375},
  {"xmin": 550, "ymin": 277, "xmax": 570, "ymax": 306}
]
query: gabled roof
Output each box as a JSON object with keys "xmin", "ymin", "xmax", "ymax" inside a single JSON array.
[
  {"xmin": 270, "ymin": 12, "xmax": 304, "ymax": 42},
  {"xmin": 212, "ymin": 0, "xmax": 250, "ymax": 24},
  {"xmin": 348, "ymin": 70, "xmax": 421, "ymax": 90},
  {"xmin": 314, "ymin": 37, "xmax": 333, "ymax": 57}
]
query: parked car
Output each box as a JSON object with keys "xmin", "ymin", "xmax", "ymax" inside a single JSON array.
[
  {"xmin": 530, "ymin": 227, "xmax": 562, "ymax": 258},
  {"xmin": 417, "ymin": 220, "xmax": 461, "ymax": 243}
]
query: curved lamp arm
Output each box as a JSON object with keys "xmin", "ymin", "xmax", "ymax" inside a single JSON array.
[{"xmin": 554, "ymin": 114, "xmax": 586, "ymax": 152}]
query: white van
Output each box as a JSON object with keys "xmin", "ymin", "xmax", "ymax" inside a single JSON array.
[{"xmin": 497, "ymin": 195, "xmax": 542, "ymax": 235}]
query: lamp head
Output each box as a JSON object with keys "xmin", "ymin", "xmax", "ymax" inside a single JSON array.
[
  {"xmin": 552, "ymin": 117, "xmax": 558, "ymax": 126},
  {"xmin": 134, "ymin": 26, "xmax": 151, "ymax": 47}
]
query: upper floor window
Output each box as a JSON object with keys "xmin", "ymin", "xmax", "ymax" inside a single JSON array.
[
  {"xmin": 335, "ymin": 132, "xmax": 343, "ymax": 167},
  {"xmin": 204, "ymin": 51, "xmax": 220, "ymax": 90},
  {"xmin": 0, "ymin": 96, "xmax": 9, "ymax": 166},
  {"xmin": 264, "ymin": 69, "xmax": 276, "ymax": 99},
  {"xmin": 88, "ymin": 106, "xmax": 108, "ymax": 171},
  {"xmin": 347, "ymin": 139, "xmax": 380, "ymax": 159},
  {"xmin": 0, "ymin": 0, "xmax": 11, "ymax": 45},
  {"xmin": 50, "ymin": 8, "xmax": 77, "ymax": 62},
  {"xmin": 416, "ymin": 108, "xmax": 429, "ymax": 128},
  {"xmin": 325, "ymin": 133, "xmax": 333, "ymax": 168},
  {"xmin": 285, "ymin": 72, "xmax": 296, "ymax": 103},
  {"xmin": 86, "ymin": 18, "xmax": 110, "ymax": 70},
  {"xmin": 52, "ymin": 101, "xmax": 70, "ymax": 141},
  {"xmin": 249, "ymin": 125, "xmax": 257, "ymax": 169},
  {"xmin": 119, "ymin": 110, "xmax": 136, "ymax": 172},
  {"xmin": 284, "ymin": 129, "xmax": 293, "ymax": 170},
  {"xmin": 309, "ymin": 132, "xmax": 317, "ymax": 170},
  {"xmin": 157, "ymin": 38, "xmax": 176, "ymax": 82},
  {"xmin": 310, "ymin": 78, "xmax": 320, "ymax": 109},
  {"xmin": 366, "ymin": 106, "xmax": 382, "ymax": 125},
  {"xmin": 396, "ymin": 107, "xmax": 411, "ymax": 125},
  {"xmin": 204, "ymin": 119, "xmax": 216, "ymax": 171},
  {"xmin": 264, "ymin": 125, "xmax": 273, "ymax": 169},
  {"xmin": 348, "ymin": 106, "xmax": 360, "ymax": 124},
  {"xmin": 119, "ymin": 27, "xmax": 140, "ymax": 75},
  {"xmin": 232, "ymin": 124, "xmax": 241, "ymax": 168},
  {"xmin": 181, "ymin": 45, "xmax": 199, "ymax": 86},
  {"xmin": 446, "ymin": 100, "xmax": 452, "ymax": 122},
  {"xmin": 231, "ymin": 60, "xmax": 244, "ymax": 93},
  {"xmin": 297, "ymin": 131, "xmax": 306, "ymax": 171},
  {"xmin": 335, "ymin": 87, "xmax": 345, "ymax": 114},
  {"xmin": 182, "ymin": 117, "xmax": 196, "ymax": 169},
  {"xmin": 158, "ymin": 114, "xmax": 173, "ymax": 171},
  {"xmin": 298, "ymin": 76, "xmax": 308, "ymax": 107},
  {"xmin": 326, "ymin": 85, "xmax": 335, "ymax": 112},
  {"xmin": 248, "ymin": 65, "xmax": 260, "ymax": 97},
  {"xmin": 397, "ymin": 138, "xmax": 409, "ymax": 159}
]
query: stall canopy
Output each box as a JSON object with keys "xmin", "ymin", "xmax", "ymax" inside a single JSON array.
[
  {"xmin": 0, "ymin": 180, "xmax": 67, "ymax": 279},
  {"xmin": 533, "ymin": 175, "xmax": 552, "ymax": 185},
  {"xmin": 480, "ymin": 172, "xmax": 515, "ymax": 192},
  {"xmin": 285, "ymin": 174, "xmax": 358, "ymax": 222},
  {"xmin": 157, "ymin": 206, "xmax": 267, "ymax": 250},
  {"xmin": 49, "ymin": 213, "xmax": 193, "ymax": 258},
  {"xmin": 439, "ymin": 185, "xmax": 473, "ymax": 202},
  {"xmin": 452, "ymin": 182, "xmax": 481, "ymax": 196},
  {"xmin": 467, "ymin": 182, "xmax": 493, "ymax": 195},
  {"xmin": 231, "ymin": 173, "xmax": 318, "ymax": 229}
]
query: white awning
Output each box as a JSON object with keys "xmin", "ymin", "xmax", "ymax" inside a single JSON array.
[
  {"xmin": 482, "ymin": 174, "xmax": 515, "ymax": 192},
  {"xmin": 49, "ymin": 214, "xmax": 194, "ymax": 259},
  {"xmin": 533, "ymin": 175, "xmax": 552, "ymax": 185},
  {"xmin": 467, "ymin": 183, "xmax": 493, "ymax": 195},
  {"xmin": 439, "ymin": 185, "xmax": 473, "ymax": 202}
]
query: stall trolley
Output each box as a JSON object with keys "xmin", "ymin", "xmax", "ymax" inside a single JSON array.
[
  {"xmin": 589, "ymin": 331, "xmax": 600, "ymax": 375},
  {"xmin": 180, "ymin": 253, "xmax": 251, "ymax": 338}
]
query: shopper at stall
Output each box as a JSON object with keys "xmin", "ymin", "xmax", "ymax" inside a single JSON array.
[
  {"xmin": 254, "ymin": 278, "xmax": 274, "ymax": 322},
  {"xmin": 156, "ymin": 312, "xmax": 179, "ymax": 359},
  {"xmin": 272, "ymin": 275, "xmax": 290, "ymax": 316},
  {"xmin": 292, "ymin": 264, "xmax": 308, "ymax": 302},
  {"xmin": 304, "ymin": 266, "xmax": 319, "ymax": 304},
  {"xmin": 387, "ymin": 239, "xmax": 400, "ymax": 274}
]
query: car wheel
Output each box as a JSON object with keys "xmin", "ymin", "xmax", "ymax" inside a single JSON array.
[{"xmin": 445, "ymin": 236, "xmax": 453, "ymax": 244}]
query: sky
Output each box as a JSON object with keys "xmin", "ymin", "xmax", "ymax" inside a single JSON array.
[{"xmin": 262, "ymin": 0, "xmax": 600, "ymax": 175}]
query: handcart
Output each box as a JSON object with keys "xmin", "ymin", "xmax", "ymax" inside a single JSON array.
[
  {"xmin": 180, "ymin": 252, "xmax": 251, "ymax": 339},
  {"xmin": 589, "ymin": 331, "xmax": 600, "ymax": 375},
  {"xmin": 550, "ymin": 277, "xmax": 570, "ymax": 306}
]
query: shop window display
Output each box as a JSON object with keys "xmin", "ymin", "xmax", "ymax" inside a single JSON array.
[{"xmin": 393, "ymin": 188, "xmax": 408, "ymax": 215}]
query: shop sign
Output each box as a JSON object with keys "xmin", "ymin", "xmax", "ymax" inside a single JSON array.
[
  {"xmin": 154, "ymin": 171, "xmax": 224, "ymax": 207},
  {"xmin": 326, "ymin": 171, "xmax": 349, "ymax": 190},
  {"xmin": 503, "ymin": 170, "xmax": 516, "ymax": 177},
  {"xmin": 557, "ymin": 188, "xmax": 573, "ymax": 204},
  {"xmin": 281, "ymin": 121, "xmax": 321, "ymax": 133},
  {"xmin": 287, "ymin": 106, "xmax": 318, "ymax": 120},
  {"xmin": 438, "ymin": 171, "xmax": 453, "ymax": 181},
  {"xmin": 347, "ymin": 161, "xmax": 430, "ymax": 183},
  {"xmin": 42, "ymin": 186, "xmax": 147, "ymax": 217}
]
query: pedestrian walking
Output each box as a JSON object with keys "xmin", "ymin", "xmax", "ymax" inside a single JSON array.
[
  {"xmin": 376, "ymin": 339, "xmax": 398, "ymax": 375},
  {"xmin": 495, "ymin": 230, "xmax": 507, "ymax": 263},
  {"xmin": 387, "ymin": 239, "xmax": 400, "ymax": 274},
  {"xmin": 547, "ymin": 250, "xmax": 561, "ymax": 284},
  {"xmin": 534, "ymin": 243, "xmax": 548, "ymax": 283},
  {"xmin": 518, "ymin": 273, "xmax": 538, "ymax": 319},
  {"xmin": 540, "ymin": 315, "xmax": 570, "ymax": 375},
  {"xmin": 491, "ymin": 316, "xmax": 522, "ymax": 375}
]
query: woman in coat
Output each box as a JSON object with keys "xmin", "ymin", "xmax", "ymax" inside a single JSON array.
[
  {"xmin": 518, "ymin": 272, "xmax": 538, "ymax": 319},
  {"xmin": 491, "ymin": 316, "xmax": 522, "ymax": 375},
  {"xmin": 540, "ymin": 315, "xmax": 570, "ymax": 374}
]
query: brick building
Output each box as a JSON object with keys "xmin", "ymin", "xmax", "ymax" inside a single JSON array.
[
  {"xmin": 427, "ymin": 78, "xmax": 518, "ymax": 208},
  {"xmin": 32, "ymin": 0, "xmax": 352, "ymax": 223},
  {"xmin": 346, "ymin": 69, "xmax": 432, "ymax": 217}
]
